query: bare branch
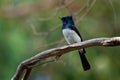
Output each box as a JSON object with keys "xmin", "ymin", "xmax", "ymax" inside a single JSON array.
[
  {"xmin": 11, "ymin": 37, "xmax": 120, "ymax": 80},
  {"xmin": 23, "ymin": 68, "xmax": 32, "ymax": 80},
  {"xmin": 76, "ymin": 0, "xmax": 96, "ymax": 23}
]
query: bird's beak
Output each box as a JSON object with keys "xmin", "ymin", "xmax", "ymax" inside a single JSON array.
[{"xmin": 58, "ymin": 16, "xmax": 62, "ymax": 19}]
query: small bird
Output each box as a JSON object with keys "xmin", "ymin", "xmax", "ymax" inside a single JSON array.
[{"xmin": 60, "ymin": 16, "xmax": 90, "ymax": 71}]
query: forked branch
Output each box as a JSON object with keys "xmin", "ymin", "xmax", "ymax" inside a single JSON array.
[{"xmin": 11, "ymin": 37, "xmax": 120, "ymax": 80}]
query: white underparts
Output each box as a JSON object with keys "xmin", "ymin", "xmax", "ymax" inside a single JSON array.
[{"xmin": 62, "ymin": 29, "xmax": 81, "ymax": 44}]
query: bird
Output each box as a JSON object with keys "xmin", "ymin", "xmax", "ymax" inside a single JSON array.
[{"xmin": 60, "ymin": 16, "xmax": 90, "ymax": 71}]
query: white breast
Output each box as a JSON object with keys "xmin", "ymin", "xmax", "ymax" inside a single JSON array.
[{"xmin": 62, "ymin": 29, "xmax": 81, "ymax": 44}]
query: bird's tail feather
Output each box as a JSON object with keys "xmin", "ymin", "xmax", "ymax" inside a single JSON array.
[{"xmin": 78, "ymin": 50, "xmax": 90, "ymax": 71}]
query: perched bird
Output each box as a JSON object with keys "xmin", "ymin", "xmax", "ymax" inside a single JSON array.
[{"xmin": 60, "ymin": 16, "xmax": 90, "ymax": 71}]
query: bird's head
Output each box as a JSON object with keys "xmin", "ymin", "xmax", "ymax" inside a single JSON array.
[{"xmin": 59, "ymin": 16, "xmax": 74, "ymax": 25}]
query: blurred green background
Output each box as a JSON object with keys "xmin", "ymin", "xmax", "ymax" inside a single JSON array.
[{"xmin": 0, "ymin": 0, "xmax": 120, "ymax": 80}]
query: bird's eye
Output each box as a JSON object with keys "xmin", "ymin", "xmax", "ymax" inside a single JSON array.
[{"xmin": 63, "ymin": 18, "xmax": 67, "ymax": 22}]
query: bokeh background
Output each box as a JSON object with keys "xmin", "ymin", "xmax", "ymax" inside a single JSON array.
[{"xmin": 0, "ymin": 0, "xmax": 120, "ymax": 80}]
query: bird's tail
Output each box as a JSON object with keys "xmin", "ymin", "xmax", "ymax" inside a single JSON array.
[{"xmin": 78, "ymin": 49, "xmax": 90, "ymax": 71}]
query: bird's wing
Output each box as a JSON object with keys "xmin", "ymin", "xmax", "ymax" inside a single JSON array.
[
  {"xmin": 71, "ymin": 25, "xmax": 86, "ymax": 53},
  {"xmin": 71, "ymin": 25, "xmax": 83, "ymax": 41}
]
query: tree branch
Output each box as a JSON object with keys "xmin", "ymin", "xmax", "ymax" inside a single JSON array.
[{"xmin": 11, "ymin": 37, "xmax": 120, "ymax": 80}]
